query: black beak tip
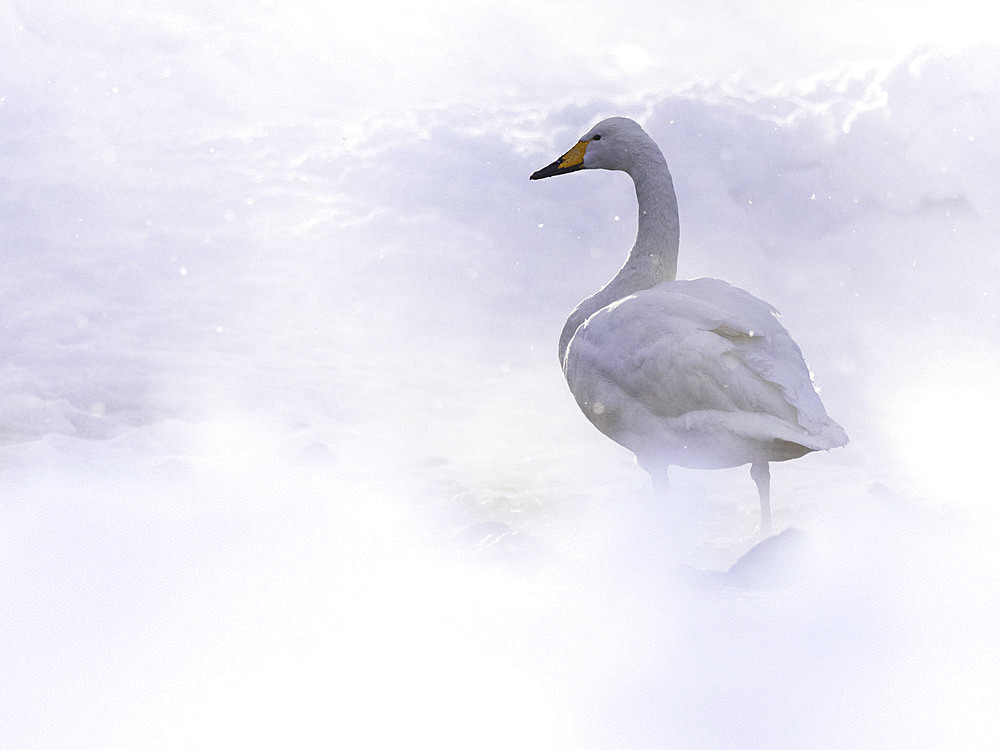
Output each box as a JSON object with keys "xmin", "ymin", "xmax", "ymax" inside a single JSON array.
[
  {"xmin": 529, "ymin": 163, "xmax": 557, "ymax": 180},
  {"xmin": 530, "ymin": 159, "xmax": 580, "ymax": 181}
]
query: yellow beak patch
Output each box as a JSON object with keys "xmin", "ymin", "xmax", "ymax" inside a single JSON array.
[{"xmin": 557, "ymin": 140, "xmax": 588, "ymax": 169}]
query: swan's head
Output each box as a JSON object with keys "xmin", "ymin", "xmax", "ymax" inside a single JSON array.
[{"xmin": 530, "ymin": 117, "xmax": 654, "ymax": 180}]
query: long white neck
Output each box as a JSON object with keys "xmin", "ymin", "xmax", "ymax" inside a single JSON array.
[{"xmin": 558, "ymin": 150, "xmax": 680, "ymax": 366}]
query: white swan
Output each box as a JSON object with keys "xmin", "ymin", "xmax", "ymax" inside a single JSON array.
[{"xmin": 531, "ymin": 117, "xmax": 847, "ymax": 532}]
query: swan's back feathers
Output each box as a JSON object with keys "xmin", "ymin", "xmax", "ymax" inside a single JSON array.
[{"xmin": 564, "ymin": 278, "xmax": 848, "ymax": 469}]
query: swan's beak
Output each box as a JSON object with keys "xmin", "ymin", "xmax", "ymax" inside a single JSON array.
[{"xmin": 530, "ymin": 140, "xmax": 588, "ymax": 180}]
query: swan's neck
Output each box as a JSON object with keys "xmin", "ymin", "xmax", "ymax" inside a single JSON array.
[
  {"xmin": 630, "ymin": 157, "xmax": 680, "ymax": 285},
  {"xmin": 559, "ymin": 153, "xmax": 680, "ymax": 366}
]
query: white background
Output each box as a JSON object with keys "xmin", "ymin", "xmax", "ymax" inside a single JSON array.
[{"xmin": 2, "ymin": 1, "xmax": 999, "ymax": 747}]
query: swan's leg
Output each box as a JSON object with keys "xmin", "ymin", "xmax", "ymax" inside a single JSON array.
[
  {"xmin": 750, "ymin": 461, "xmax": 772, "ymax": 534},
  {"xmin": 647, "ymin": 465, "xmax": 683, "ymax": 542},
  {"xmin": 649, "ymin": 465, "xmax": 670, "ymax": 497}
]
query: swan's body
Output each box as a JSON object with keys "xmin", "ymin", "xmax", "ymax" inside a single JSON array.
[{"xmin": 531, "ymin": 117, "xmax": 847, "ymax": 532}]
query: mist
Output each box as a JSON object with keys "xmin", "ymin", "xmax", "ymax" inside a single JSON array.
[{"xmin": 2, "ymin": 1, "xmax": 999, "ymax": 747}]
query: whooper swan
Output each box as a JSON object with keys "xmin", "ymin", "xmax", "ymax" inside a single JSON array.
[{"xmin": 531, "ymin": 117, "xmax": 848, "ymax": 533}]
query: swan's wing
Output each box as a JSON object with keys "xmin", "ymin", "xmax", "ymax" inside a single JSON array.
[{"xmin": 565, "ymin": 278, "xmax": 847, "ymax": 450}]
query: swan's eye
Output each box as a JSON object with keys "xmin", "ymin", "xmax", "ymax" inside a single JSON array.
[{"xmin": 591, "ymin": 134, "xmax": 602, "ymax": 141}]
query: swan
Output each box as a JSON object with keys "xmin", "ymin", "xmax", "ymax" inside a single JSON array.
[{"xmin": 530, "ymin": 117, "xmax": 847, "ymax": 533}]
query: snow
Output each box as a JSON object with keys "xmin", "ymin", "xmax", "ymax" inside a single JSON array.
[{"xmin": 2, "ymin": 2, "xmax": 1000, "ymax": 748}]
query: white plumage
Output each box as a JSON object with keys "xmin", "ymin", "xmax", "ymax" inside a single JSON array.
[{"xmin": 531, "ymin": 117, "xmax": 847, "ymax": 532}]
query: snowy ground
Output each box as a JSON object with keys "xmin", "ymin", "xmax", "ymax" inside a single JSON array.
[{"xmin": 2, "ymin": 2, "xmax": 1000, "ymax": 748}]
